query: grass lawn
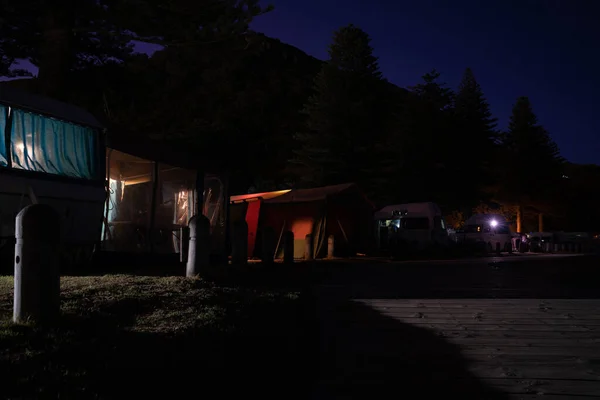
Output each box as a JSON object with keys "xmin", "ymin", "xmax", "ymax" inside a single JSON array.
[{"xmin": 0, "ymin": 274, "xmax": 314, "ymax": 399}]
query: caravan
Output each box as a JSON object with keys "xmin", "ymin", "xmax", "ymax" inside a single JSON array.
[
  {"xmin": 0, "ymin": 86, "xmax": 225, "ymax": 268},
  {"xmin": 0, "ymin": 86, "xmax": 107, "ymax": 266},
  {"xmin": 374, "ymin": 202, "xmax": 449, "ymax": 251}
]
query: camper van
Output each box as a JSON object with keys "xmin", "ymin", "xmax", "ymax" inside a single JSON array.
[
  {"xmin": 0, "ymin": 86, "xmax": 106, "ymax": 266},
  {"xmin": 460, "ymin": 214, "xmax": 512, "ymax": 252},
  {"xmin": 375, "ymin": 202, "xmax": 448, "ymax": 251}
]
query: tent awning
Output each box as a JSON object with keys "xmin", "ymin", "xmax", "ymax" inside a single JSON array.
[
  {"xmin": 230, "ymin": 189, "xmax": 291, "ymax": 203},
  {"xmin": 264, "ymin": 183, "xmax": 357, "ymax": 204}
]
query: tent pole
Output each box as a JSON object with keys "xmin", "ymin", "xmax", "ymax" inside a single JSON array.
[
  {"xmin": 195, "ymin": 170, "xmax": 204, "ymax": 217},
  {"xmin": 274, "ymin": 220, "xmax": 286, "ymax": 259},
  {"xmin": 222, "ymin": 174, "xmax": 231, "ymax": 265},
  {"xmin": 337, "ymin": 219, "xmax": 349, "ymax": 244},
  {"xmin": 148, "ymin": 161, "xmax": 159, "ymax": 253}
]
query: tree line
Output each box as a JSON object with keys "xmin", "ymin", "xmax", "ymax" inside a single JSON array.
[{"xmin": 0, "ymin": 2, "xmax": 596, "ymax": 232}]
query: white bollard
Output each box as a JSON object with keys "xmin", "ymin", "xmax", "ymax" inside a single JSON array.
[
  {"xmin": 13, "ymin": 204, "xmax": 61, "ymax": 324},
  {"xmin": 186, "ymin": 215, "xmax": 210, "ymax": 277}
]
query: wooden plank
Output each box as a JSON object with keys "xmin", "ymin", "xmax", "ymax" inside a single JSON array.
[
  {"xmin": 333, "ymin": 321, "xmax": 600, "ymax": 337},
  {"xmin": 372, "ymin": 318, "xmax": 600, "ymax": 329},
  {"xmin": 375, "ymin": 318, "xmax": 600, "ymax": 326},
  {"xmin": 477, "ymin": 377, "xmax": 600, "ymax": 397},
  {"xmin": 509, "ymin": 396, "xmax": 593, "ymax": 400},
  {"xmin": 446, "ymin": 338, "xmax": 600, "ymax": 347},
  {"xmin": 360, "ymin": 299, "xmax": 600, "ymax": 309},
  {"xmin": 462, "ymin": 346, "xmax": 600, "ymax": 357},
  {"xmin": 367, "ymin": 305, "xmax": 600, "ymax": 314},
  {"xmin": 330, "ymin": 298, "xmax": 600, "ymax": 397},
  {"xmin": 469, "ymin": 365, "xmax": 599, "ymax": 382}
]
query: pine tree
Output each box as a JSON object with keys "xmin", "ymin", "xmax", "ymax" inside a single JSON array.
[
  {"xmin": 497, "ymin": 96, "xmax": 564, "ymax": 230},
  {"xmin": 290, "ymin": 24, "xmax": 387, "ymax": 191},
  {"xmin": 390, "ymin": 70, "xmax": 456, "ymax": 207},
  {"xmin": 453, "ymin": 67, "xmax": 498, "ymax": 209},
  {"xmin": 455, "ymin": 68, "xmax": 497, "ymax": 149}
]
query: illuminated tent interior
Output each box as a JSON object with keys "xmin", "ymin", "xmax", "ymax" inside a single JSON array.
[
  {"xmin": 230, "ymin": 183, "xmax": 376, "ymax": 259},
  {"xmin": 102, "ymin": 128, "xmax": 229, "ymax": 258},
  {"xmin": 102, "ymin": 148, "xmax": 198, "ymax": 253}
]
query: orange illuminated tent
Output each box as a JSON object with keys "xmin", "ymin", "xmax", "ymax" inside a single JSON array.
[{"xmin": 230, "ymin": 183, "xmax": 375, "ymax": 259}]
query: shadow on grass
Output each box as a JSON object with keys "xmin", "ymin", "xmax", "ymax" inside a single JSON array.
[
  {"xmin": 313, "ymin": 293, "xmax": 509, "ymax": 399},
  {"xmin": 0, "ymin": 281, "xmax": 313, "ymax": 399}
]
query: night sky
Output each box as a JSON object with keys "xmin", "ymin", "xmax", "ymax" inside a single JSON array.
[
  {"xmin": 250, "ymin": 0, "xmax": 600, "ymax": 165},
  {"xmin": 5, "ymin": 0, "xmax": 599, "ymax": 165}
]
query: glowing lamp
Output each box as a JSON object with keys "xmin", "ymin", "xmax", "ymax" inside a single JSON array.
[{"xmin": 490, "ymin": 219, "xmax": 498, "ymax": 228}]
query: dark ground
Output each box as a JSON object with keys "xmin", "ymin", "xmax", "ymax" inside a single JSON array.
[
  {"xmin": 1, "ymin": 254, "xmax": 599, "ymax": 399},
  {"xmin": 311, "ymin": 254, "xmax": 600, "ymax": 399}
]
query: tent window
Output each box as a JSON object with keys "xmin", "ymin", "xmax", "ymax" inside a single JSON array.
[
  {"xmin": 0, "ymin": 105, "xmax": 8, "ymax": 167},
  {"xmin": 10, "ymin": 109, "xmax": 97, "ymax": 179}
]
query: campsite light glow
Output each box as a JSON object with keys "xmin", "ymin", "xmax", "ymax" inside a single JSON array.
[{"xmin": 490, "ymin": 219, "xmax": 498, "ymax": 228}]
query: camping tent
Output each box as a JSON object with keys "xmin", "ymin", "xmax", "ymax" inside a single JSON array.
[{"xmin": 230, "ymin": 183, "xmax": 375, "ymax": 259}]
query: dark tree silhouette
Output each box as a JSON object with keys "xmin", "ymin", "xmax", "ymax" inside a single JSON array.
[
  {"xmin": 0, "ymin": 0, "xmax": 270, "ymax": 98},
  {"xmin": 496, "ymin": 96, "xmax": 564, "ymax": 231},
  {"xmin": 391, "ymin": 70, "xmax": 456, "ymax": 208},
  {"xmin": 453, "ymin": 67, "xmax": 498, "ymax": 210},
  {"xmin": 291, "ymin": 24, "xmax": 388, "ymax": 194}
]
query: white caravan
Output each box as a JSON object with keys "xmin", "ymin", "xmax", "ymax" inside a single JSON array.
[
  {"xmin": 461, "ymin": 214, "xmax": 512, "ymax": 252},
  {"xmin": 375, "ymin": 202, "xmax": 448, "ymax": 250},
  {"xmin": 0, "ymin": 86, "xmax": 106, "ymax": 267}
]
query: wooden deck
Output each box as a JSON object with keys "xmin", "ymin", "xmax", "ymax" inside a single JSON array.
[{"xmin": 322, "ymin": 298, "xmax": 600, "ymax": 398}]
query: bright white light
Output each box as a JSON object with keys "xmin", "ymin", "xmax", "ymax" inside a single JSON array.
[{"xmin": 490, "ymin": 220, "xmax": 498, "ymax": 227}]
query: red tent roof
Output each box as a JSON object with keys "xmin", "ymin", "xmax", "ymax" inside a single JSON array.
[
  {"xmin": 230, "ymin": 189, "xmax": 291, "ymax": 203},
  {"xmin": 264, "ymin": 183, "xmax": 370, "ymax": 204}
]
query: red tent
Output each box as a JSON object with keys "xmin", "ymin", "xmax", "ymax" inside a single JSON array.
[{"xmin": 230, "ymin": 183, "xmax": 375, "ymax": 259}]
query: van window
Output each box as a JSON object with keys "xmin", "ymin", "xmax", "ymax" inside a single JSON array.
[
  {"xmin": 464, "ymin": 224, "xmax": 481, "ymax": 233},
  {"xmin": 401, "ymin": 217, "xmax": 429, "ymax": 230},
  {"xmin": 433, "ymin": 216, "xmax": 446, "ymax": 230}
]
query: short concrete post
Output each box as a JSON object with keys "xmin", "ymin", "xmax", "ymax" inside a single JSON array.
[
  {"xmin": 186, "ymin": 215, "xmax": 211, "ymax": 277},
  {"xmin": 261, "ymin": 227, "xmax": 276, "ymax": 267},
  {"xmin": 14, "ymin": 204, "xmax": 61, "ymax": 324},
  {"xmin": 553, "ymin": 243, "xmax": 560, "ymax": 253},
  {"xmin": 283, "ymin": 231, "xmax": 294, "ymax": 265},
  {"xmin": 327, "ymin": 235, "xmax": 335, "ymax": 259},
  {"xmin": 231, "ymin": 220, "xmax": 248, "ymax": 265},
  {"xmin": 304, "ymin": 234, "xmax": 313, "ymax": 260}
]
